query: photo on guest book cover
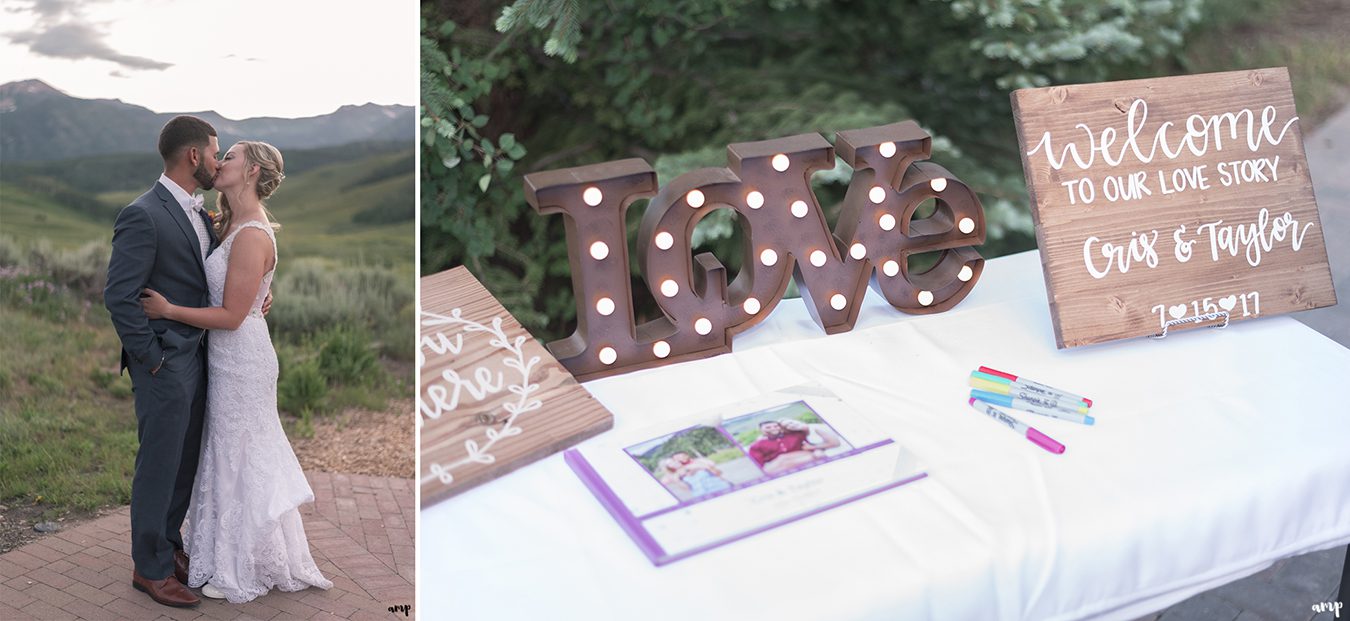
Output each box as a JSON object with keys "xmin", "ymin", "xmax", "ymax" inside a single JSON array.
[{"xmin": 573, "ymin": 384, "xmax": 925, "ymax": 563}]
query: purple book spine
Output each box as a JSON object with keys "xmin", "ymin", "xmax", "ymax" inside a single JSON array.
[
  {"xmin": 564, "ymin": 449, "xmax": 669, "ymax": 564},
  {"xmin": 565, "ymin": 448, "xmax": 929, "ymax": 567}
]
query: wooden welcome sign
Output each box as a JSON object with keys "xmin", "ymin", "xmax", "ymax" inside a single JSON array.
[
  {"xmin": 1012, "ymin": 68, "xmax": 1336, "ymax": 348},
  {"xmin": 418, "ymin": 267, "xmax": 613, "ymax": 505},
  {"xmin": 526, "ymin": 121, "xmax": 987, "ymax": 381}
]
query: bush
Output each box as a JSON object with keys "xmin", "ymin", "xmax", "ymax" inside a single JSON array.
[
  {"xmin": 317, "ymin": 328, "xmax": 380, "ymax": 385},
  {"xmin": 34, "ymin": 240, "xmax": 109, "ymax": 299},
  {"xmin": 0, "ymin": 235, "xmax": 20, "ymax": 267},
  {"xmin": 267, "ymin": 258, "xmax": 413, "ymax": 350},
  {"xmin": 0, "ymin": 274, "xmax": 84, "ymax": 323},
  {"xmin": 1, "ymin": 237, "xmax": 110, "ymax": 305},
  {"xmin": 278, "ymin": 356, "xmax": 328, "ymax": 417},
  {"xmin": 375, "ymin": 302, "xmax": 415, "ymax": 362}
]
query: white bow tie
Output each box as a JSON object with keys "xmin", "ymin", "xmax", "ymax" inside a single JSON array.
[{"xmin": 188, "ymin": 194, "xmax": 205, "ymax": 212}]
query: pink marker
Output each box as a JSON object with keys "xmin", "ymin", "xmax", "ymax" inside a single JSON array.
[
  {"xmin": 979, "ymin": 366, "xmax": 1093, "ymax": 408},
  {"xmin": 968, "ymin": 398, "xmax": 1065, "ymax": 455}
]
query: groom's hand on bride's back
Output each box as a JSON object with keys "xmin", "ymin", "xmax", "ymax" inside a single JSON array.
[{"xmin": 262, "ymin": 289, "xmax": 273, "ymax": 316}]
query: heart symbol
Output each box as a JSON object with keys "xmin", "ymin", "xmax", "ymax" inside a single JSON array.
[
  {"xmin": 1168, "ymin": 304, "xmax": 1187, "ymax": 319},
  {"xmin": 1218, "ymin": 295, "xmax": 1237, "ymax": 311}
]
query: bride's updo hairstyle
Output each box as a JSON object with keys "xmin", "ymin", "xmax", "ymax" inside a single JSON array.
[{"xmin": 216, "ymin": 140, "xmax": 285, "ymax": 235}]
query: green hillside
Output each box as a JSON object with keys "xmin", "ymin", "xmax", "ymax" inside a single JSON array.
[
  {"xmin": 1, "ymin": 146, "xmax": 413, "ymax": 267},
  {"xmin": 0, "ymin": 184, "xmax": 111, "ymax": 247},
  {"xmin": 266, "ymin": 151, "xmax": 414, "ymax": 266}
]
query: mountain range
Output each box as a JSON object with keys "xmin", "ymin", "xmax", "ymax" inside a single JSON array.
[{"xmin": 0, "ymin": 79, "xmax": 413, "ymax": 162}]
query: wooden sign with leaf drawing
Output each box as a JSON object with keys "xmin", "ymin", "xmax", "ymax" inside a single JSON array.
[
  {"xmin": 418, "ymin": 267, "xmax": 613, "ymax": 505},
  {"xmin": 1012, "ymin": 67, "xmax": 1336, "ymax": 348}
]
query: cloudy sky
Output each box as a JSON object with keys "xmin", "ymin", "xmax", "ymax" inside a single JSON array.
[{"xmin": 0, "ymin": 0, "xmax": 416, "ymax": 119}]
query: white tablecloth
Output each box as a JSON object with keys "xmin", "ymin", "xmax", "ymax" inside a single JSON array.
[{"xmin": 421, "ymin": 250, "xmax": 1350, "ymax": 621}]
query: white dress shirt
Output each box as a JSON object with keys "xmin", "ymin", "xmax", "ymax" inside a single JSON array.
[{"xmin": 158, "ymin": 173, "xmax": 211, "ymax": 262}]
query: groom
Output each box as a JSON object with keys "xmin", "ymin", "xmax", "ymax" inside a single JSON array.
[{"xmin": 104, "ymin": 115, "xmax": 221, "ymax": 608}]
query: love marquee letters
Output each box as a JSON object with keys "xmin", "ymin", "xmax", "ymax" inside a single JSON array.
[{"xmin": 524, "ymin": 121, "xmax": 986, "ymax": 381}]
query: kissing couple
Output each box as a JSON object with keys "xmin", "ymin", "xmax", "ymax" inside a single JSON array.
[{"xmin": 104, "ymin": 116, "xmax": 332, "ymax": 607}]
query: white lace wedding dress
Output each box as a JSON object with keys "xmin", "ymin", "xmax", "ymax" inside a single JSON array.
[{"xmin": 184, "ymin": 220, "xmax": 332, "ymax": 603}]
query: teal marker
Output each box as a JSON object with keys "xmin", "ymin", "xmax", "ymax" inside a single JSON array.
[
  {"xmin": 970, "ymin": 372, "xmax": 1090, "ymax": 412},
  {"xmin": 966, "ymin": 369, "xmax": 1090, "ymax": 410},
  {"xmin": 971, "ymin": 389, "xmax": 1095, "ymax": 425}
]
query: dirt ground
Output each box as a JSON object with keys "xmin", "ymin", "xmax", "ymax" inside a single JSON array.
[{"xmin": 290, "ymin": 398, "xmax": 416, "ymax": 479}]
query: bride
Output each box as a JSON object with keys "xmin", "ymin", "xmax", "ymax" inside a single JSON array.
[{"xmin": 141, "ymin": 141, "xmax": 332, "ymax": 603}]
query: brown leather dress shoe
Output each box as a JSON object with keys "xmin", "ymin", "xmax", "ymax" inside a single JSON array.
[
  {"xmin": 173, "ymin": 549, "xmax": 190, "ymax": 585},
  {"xmin": 132, "ymin": 571, "xmax": 200, "ymax": 608}
]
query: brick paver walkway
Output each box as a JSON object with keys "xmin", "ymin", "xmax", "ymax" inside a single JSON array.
[{"xmin": 0, "ymin": 472, "xmax": 414, "ymax": 620}]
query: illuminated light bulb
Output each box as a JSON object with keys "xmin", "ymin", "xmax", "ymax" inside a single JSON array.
[
  {"xmin": 743, "ymin": 297, "xmax": 761, "ymax": 315},
  {"xmin": 655, "ymin": 231, "xmax": 674, "ymax": 250},
  {"xmin": 879, "ymin": 213, "xmax": 896, "ymax": 231},
  {"xmin": 686, "ymin": 189, "xmax": 706, "ymax": 208},
  {"xmin": 589, "ymin": 241, "xmax": 609, "ymax": 260},
  {"xmin": 918, "ymin": 290, "xmax": 934, "ymax": 306},
  {"xmin": 809, "ymin": 250, "xmax": 827, "ymax": 267},
  {"xmin": 760, "ymin": 248, "xmax": 778, "ymax": 267},
  {"xmin": 830, "ymin": 294, "xmax": 847, "ymax": 311},
  {"xmin": 882, "ymin": 260, "xmax": 900, "ymax": 277},
  {"xmin": 790, "ymin": 200, "xmax": 809, "ymax": 218},
  {"xmin": 850, "ymin": 243, "xmax": 867, "ymax": 260},
  {"xmin": 598, "ymin": 346, "xmax": 617, "ymax": 365},
  {"xmin": 746, "ymin": 191, "xmax": 764, "ymax": 209},
  {"xmin": 653, "ymin": 340, "xmax": 671, "ymax": 358},
  {"xmin": 879, "ymin": 141, "xmax": 897, "ymax": 158},
  {"xmin": 958, "ymin": 265, "xmax": 974, "ymax": 282},
  {"xmin": 694, "ymin": 317, "xmax": 713, "ymax": 335},
  {"xmin": 930, "ymin": 178, "xmax": 948, "ymax": 192},
  {"xmin": 959, "ymin": 217, "xmax": 975, "ymax": 234},
  {"xmin": 583, "ymin": 186, "xmax": 603, "ymax": 206},
  {"xmin": 868, "ymin": 186, "xmax": 886, "ymax": 204},
  {"xmin": 660, "ymin": 279, "xmax": 679, "ymax": 297},
  {"xmin": 771, "ymin": 154, "xmax": 790, "ymax": 172},
  {"xmin": 596, "ymin": 297, "xmax": 615, "ymax": 316}
]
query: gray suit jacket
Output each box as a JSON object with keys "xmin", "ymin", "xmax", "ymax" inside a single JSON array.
[{"xmin": 104, "ymin": 182, "xmax": 220, "ymax": 373}]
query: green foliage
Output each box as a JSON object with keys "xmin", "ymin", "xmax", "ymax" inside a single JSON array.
[
  {"xmin": 267, "ymin": 258, "xmax": 414, "ymax": 349},
  {"xmin": 278, "ymin": 356, "xmax": 328, "ymax": 418},
  {"xmin": 377, "ymin": 302, "xmax": 417, "ymax": 361},
  {"xmin": 422, "ymin": 14, "xmax": 570, "ymax": 333},
  {"xmin": 421, "ymin": 0, "xmax": 1204, "ymax": 342},
  {"xmin": 318, "ymin": 328, "xmax": 381, "ymax": 385},
  {"xmin": 632, "ymin": 426, "xmax": 735, "ymax": 473}
]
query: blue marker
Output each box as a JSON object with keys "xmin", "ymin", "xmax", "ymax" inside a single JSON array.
[{"xmin": 971, "ymin": 389, "xmax": 1095, "ymax": 425}]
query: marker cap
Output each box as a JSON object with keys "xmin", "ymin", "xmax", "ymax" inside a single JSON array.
[
  {"xmin": 1027, "ymin": 427, "xmax": 1066, "ymax": 454},
  {"xmin": 970, "ymin": 389, "xmax": 1012, "ymax": 408},
  {"xmin": 978, "ymin": 366, "xmax": 1094, "ymax": 407}
]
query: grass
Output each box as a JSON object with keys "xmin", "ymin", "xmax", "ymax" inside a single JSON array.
[
  {"xmin": 0, "ymin": 184, "xmax": 111, "ymax": 248},
  {"xmin": 0, "ymin": 293, "xmax": 137, "ymax": 514}
]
